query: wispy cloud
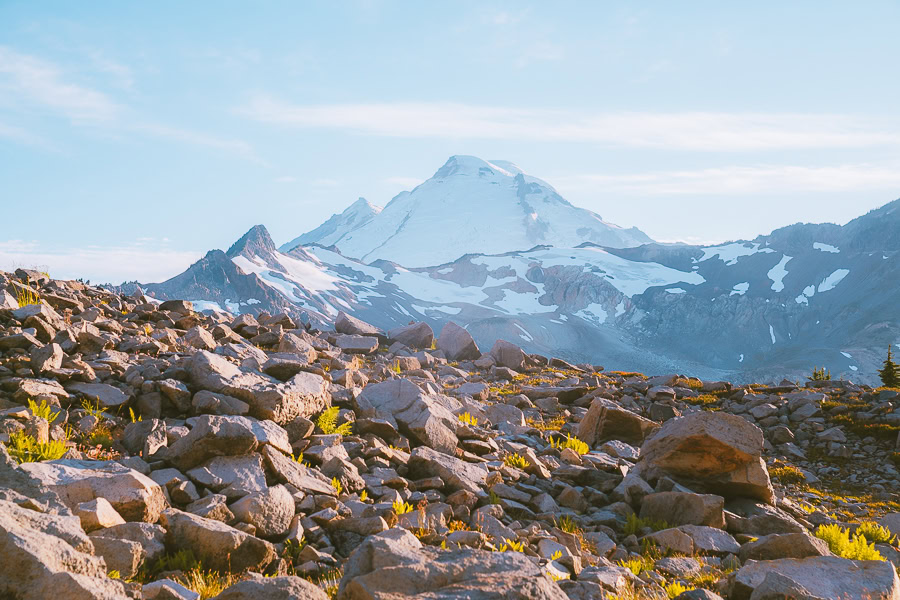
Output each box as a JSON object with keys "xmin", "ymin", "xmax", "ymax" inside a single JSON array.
[
  {"xmin": 0, "ymin": 239, "xmax": 200, "ymax": 284},
  {"xmin": 383, "ymin": 176, "xmax": 423, "ymax": 189},
  {"xmin": 274, "ymin": 175, "xmax": 297, "ymax": 183},
  {"xmin": 0, "ymin": 46, "xmax": 262, "ymax": 164},
  {"xmin": 553, "ymin": 163, "xmax": 900, "ymax": 195},
  {"xmin": 239, "ymin": 98, "xmax": 900, "ymax": 151},
  {"xmin": 0, "ymin": 45, "xmax": 120, "ymax": 122}
]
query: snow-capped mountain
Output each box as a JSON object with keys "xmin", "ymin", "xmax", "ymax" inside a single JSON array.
[
  {"xmin": 133, "ymin": 154, "xmax": 900, "ymax": 385},
  {"xmin": 281, "ymin": 155, "xmax": 652, "ymax": 266},
  {"xmin": 279, "ymin": 198, "xmax": 381, "ymax": 253}
]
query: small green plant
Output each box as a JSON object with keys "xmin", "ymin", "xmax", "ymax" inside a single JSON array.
[
  {"xmin": 618, "ymin": 556, "xmax": 653, "ymax": 576},
  {"xmin": 856, "ymin": 521, "xmax": 896, "ymax": 545},
  {"xmin": 282, "ymin": 537, "xmax": 307, "ymax": 562},
  {"xmin": 152, "ymin": 549, "xmax": 199, "ymax": 574},
  {"xmin": 815, "ymin": 524, "xmax": 885, "ymax": 561},
  {"xmin": 27, "ymin": 398, "xmax": 60, "ymax": 423},
  {"xmin": 665, "ymin": 582, "xmax": 693, "ymax": 598},
  {"xmin": 128, "ymin": 407, "xmax": 142, "ymax": 423},
  {"xmin": 178, "ymin": 568, "xmax": 240, "ymax": 599},
  {"xmin": 488, "ymin": 490, "xmax": 502, "ymax": 505},
  {"xmin": 809, "ymin": 366, "xmax": 831, "ymax": 381},
  {"xmin": 623, "ymin": 513, "xmax": 669, "ymax": 536},
  {"xmin": 391, "ymin": 360, "xmax": 402, "ymax": 374},
  {"xmin": 448, "ymin": 519, "xmax": 470, "ymax": 532},
  {"xmin": 558, "ymin": 515, "xmax": 580, "ymax": 534},
  {"xmin": 107, "ymin": 570, "xmax": 121, "ymax": 579},
  {"xmin": 879, "ymin": 345, "xmax": 900, "ymax": 388},
  {"xmin": 770, "ymin": 464, "xmax": 805, "ymax": 485},
  {"xmin": 497, "ymin": 538, "xmax": 525, "ymax": 552},
  {"xmin": 80, "ymin": 398, "xmax": 104, "ymax": 420},
  {"xmin": 317, "ymin": 406, "xmax": 352, "ymax": 436},
  {"xmin": 502, "ymin": 452, "xmax": 529, "ymax": 469},
  {"xmin": 458, "ymin": 411, "xmax": 479, "ymax": 427},
  {"xmin": 331, "ymin": 477, "xmax": 343, "ymax": 496},
  {"xmin": 393, "ymin": 500, "xmax": 414, "ymax": 515},
  {"xmin": 550, "ymin": 550, "xmax": 562, "ymax": 561},
  {"xmin": 359, "ymin": 489, "xmax": 369, "ymax": 502},
  {"xmin": 15, "ymin": 284, "xmax": 40, "ymax": 308},
  {"xmin": 4, "ymin": 430, "xmax": 68, "ymax": 463},
  {"xmin": 550, "ymin": 434, "xmax": 589, "ymax": 455}
]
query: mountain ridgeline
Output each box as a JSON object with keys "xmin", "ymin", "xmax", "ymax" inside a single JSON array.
[{"xmin": 139, "ymin": 156, "xmax": 900, "ymax": 384}]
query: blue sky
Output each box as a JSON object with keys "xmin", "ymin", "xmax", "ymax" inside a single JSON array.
[{"xmin": 2, "ymin": 1, "xmax": 900, "ymax": 283}]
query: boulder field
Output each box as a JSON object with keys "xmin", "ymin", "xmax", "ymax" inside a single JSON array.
[{"xmin": 1, "ymin": 268, "xmax": 899, "ymax": 599}]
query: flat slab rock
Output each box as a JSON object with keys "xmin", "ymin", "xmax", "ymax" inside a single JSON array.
[
  {"xmin": 731, "ymin": 555, "xmax": 900, "ymax": 600},
  {"xmin": 337, "ymin": 528, "xmax": 568, "ymax": 600}
]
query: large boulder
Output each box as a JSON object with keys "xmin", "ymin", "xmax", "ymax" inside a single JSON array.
[
  {"xmin": 636, "ymin": 411, "xmax": 775, "ymax": 504},
  {"xmin": 738, "ymin": 533, "xmax": 832, "ymax": 562},
  {"xmin": 407, "ymin": 446, "xmax": 489, "ymax": 494},
  {"xmin": 229, "ymin": 484, "xmax": 295, "ymax": 537},
  {"xmin": 189, "ymin": 351, "xmax": 330, "ymax": 424},
  {"xmin": 640, "ymin": 492, "xmax": 725, "ymax": 528},
  {"xmin": 165, "ymin": 415, "xmax": 259, "ymax": 471},
  {"xmin": 0, "ymin": 445, "xmax": 70, "ymax": 514},
  {"xmin": 489, "ymin": 339, "xmax": 526, "ymax": 370},
  {"xmin": 387, "ymin": 322, "xmax": 434, "ymax": 349},
  {"xmin": 0, "ymin": 499, "xmax": 129, "ymax": 600},
  {"xmin": 20, "ymin": 460, "xmax": 167, "ymax": 522},
  {"xmin": 335, "ymin": 312, "xmax": 383, "ymax": 337},
  {"xmin": 355, "ymin": 379, "xmax": 459, "ymax": 454},
  {"xmin": 215, "ymin": 576, "xmax": 329, "ymax": 600},
  {"xmin": 578, "ymin": 398, "xmax": 660, "ymax": 447},
  {"xmin": 65, "ymin": 382, "xmax": 130, "ymax": 409},
  {"xmin": 159, "ymin": 508, "xmax": 276, "ymax": 573},
  {"xmin": 337, "ymin": 528, "xmax": 568, "ymax": 600},
  {"xmin": 261, "ymin": 445, "xmax": 337, "ymax": 496},
  {"xmin": 436, "ymin": 322, "xmax": 480, "ymax": 361},
  {"xmin": 730, "ymin": 556, "xmax": 900, "ymax": 600}
]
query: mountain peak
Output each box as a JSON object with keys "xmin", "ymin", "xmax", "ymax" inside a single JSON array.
[
  {"xmin": 227, "ymin": 224, "xmax": 276, "ymax": 259},
  {"xmin": 434, "ymin": 155, "xmax": 523, "ymax": 179},
  {"xmin": 288, "ymin": 155, "xmax": 653, "ymax": 267}
]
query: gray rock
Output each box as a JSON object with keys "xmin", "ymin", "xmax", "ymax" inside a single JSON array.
[
  {"xmin": 230, "ymin": 484, "xmax": 295, "ymax": 537},
  {"xmin": 739, "ymin": 533, "xmax": 832, "ymax": 562},
  {"xmin": 436, "ymin": 322, "xmax": 480, "ymax": 361},
  {"xmin": 731, "ymin": 555, "xmax": 900, "ymax": 600},
  {"xmin": 640, "ymin": 492, "xmax": 725, "ymax": 528},
  {"xmin": 407, "ymin": 446, "xmax": 488, "ymax": 494},
  {"xmin": 215, "ymin": 576, "xmax": 329, "ymax": 600},
  {"xmin": 489, "ymin": 339, "xmax": 526, "ymax": 370},
  {"xmin": 637, "ymin": 411, "xmax": 774, "ymax": 504},
  {"xmin": 192, "ymin": 390, "xmax": 250, "ymax": 416},
  {"xmin": 337, "ymin": 528, "xmax": 567, "ymax": 600},
  {"xmin": 20, "ymin": 459, "xmax": 167, "ymax": 522},
  {"xmin": 334, "ymin": 334, "xmax": 379, "ymax": 354},
  {"xmin": 356, "ymin": 379, "xmax": 458, "ymax": 454},
  {"xmin": 0, "ymin": 499, "xmax": 129, "ymax": 600},
  {"xmin": 335, "ymin": 311, "xmax": 382, "ymax": 337},
  {"xmin": 65, "ymin": 382, "xmax": 130, "ymax": 409},
  {"xmin": 165, "ymin": 415, "xmax": 259, "ymax": 471},
  {"xmin": 31, "ymin": 342, "xmax": 63, "ymax": 374},
  {"xmin": 578, "ymin": 397, "xmax": 660, "ymax": 446},
  {"xmin": 159, "ymin": 508, "xmax": 276, "ymax": 573},
  {"xmin": 387, "ymin": 321, "xmax": 434, "ymax": 349},
  {"xmin": 186, "ymin": 454, "xmax": 268, "ymax": 500}
]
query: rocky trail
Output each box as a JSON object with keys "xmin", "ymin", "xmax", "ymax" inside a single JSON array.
[{"xmin": 2, "ymin": 267, "xmax": 900, "ymax": 599}]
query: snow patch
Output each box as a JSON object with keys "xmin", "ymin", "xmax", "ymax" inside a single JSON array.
[
  {"xmin": 769, "ymin": 325, "xmax": 776, "ymax": 344},
  {"xmin": 666, "ymin": 288, "xmax": 686, "ymax": 294},
  {"xmin": 818, "ymin": 269, "xmax": 850, "ymax": 293},
  {"xmin": 576, "ymin": 302, "xmax": 608, "ymax": 324},
  {"xmin": 514, "ymin": 323, "xmax": 533, "ymax": 342},
  {"xmin": 841, "ymin": 352, "xmax": 852, "ymax": 358},
  {"xmin": 813, "ymin": 242, "xmax": 840, "ymax": 253},
  {"xmin": 730, "ymin": 282, "xmax": 749, "ymax": 296},
  {"xmin": 767, "ymin": 255, "xmax": 792, "ymax": 292},
  {"xmin": 697, "ymin": 242, "xmax": 774, "ymax": 266},
  {"xmin": 739, "ymin": 354, "xmax": 744, "ymax": 363}
]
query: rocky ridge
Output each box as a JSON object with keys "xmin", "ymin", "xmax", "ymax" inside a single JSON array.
[{"xmin": 2, "ymin": 267, "xmax": 900, "ymax": 599}]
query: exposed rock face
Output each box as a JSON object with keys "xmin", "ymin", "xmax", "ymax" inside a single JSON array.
[
  {"xmin": 637, "ymin": 411, "xmax": 775, "ymax": 504},
  {"xmin": 490, "ymin": 339, "xmax": 526, "ymax": 370},
  {"xmin": 215, "ymin": 576, "xmax": 330, "ymax": 600},
  {"xmin": 337, "ymin": 528, "xmax": 568, "ymax": 600}
]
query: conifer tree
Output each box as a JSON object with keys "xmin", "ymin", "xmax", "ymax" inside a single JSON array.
[{"xmin": 878, "ymin": 344, "xmax": 900, "ymax": 388}]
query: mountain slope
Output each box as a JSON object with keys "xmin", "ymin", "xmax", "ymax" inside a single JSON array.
[
  {"xmin": 280, "ymin": 198, "xmax": 382, "ymax": 253},
  {"xmin": 286, "ymin": 156, "xmax": 652, "ymax": 266}
]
